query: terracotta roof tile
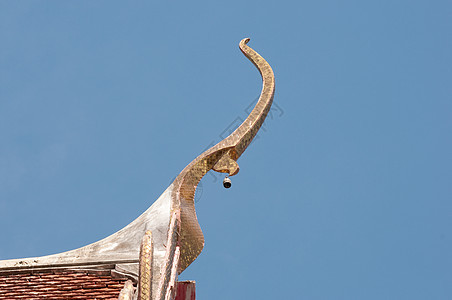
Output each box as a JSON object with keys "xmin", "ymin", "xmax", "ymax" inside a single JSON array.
[{"xmin": 0, "ymin": 269, "xmax": 132, "ymax": 299}]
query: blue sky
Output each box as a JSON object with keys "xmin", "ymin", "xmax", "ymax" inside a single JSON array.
[{"xmin": 0, "ymin": 1, "xmax": 451, "ymax": 299}]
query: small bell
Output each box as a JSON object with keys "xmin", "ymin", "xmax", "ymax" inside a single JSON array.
[{"xmin": 223, "ymin": 176, "xmax": 232, "ymax": 188}]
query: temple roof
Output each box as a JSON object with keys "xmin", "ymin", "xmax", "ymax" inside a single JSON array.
[
  {"xmin": 0, "ymin": 38, "xmax": 274, "ymax": 300},
  {"xmin": 0, "ymin": 269, "xmax": 129, "ymax": 299}
]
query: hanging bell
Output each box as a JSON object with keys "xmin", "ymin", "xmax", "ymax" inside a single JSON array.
[{"xmin": 223, "ymin": 176, "xmax": 232, "ymax": 188}]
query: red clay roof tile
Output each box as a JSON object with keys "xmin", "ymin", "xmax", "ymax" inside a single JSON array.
[{"xmin": 0, "ymin": 269, "xmax": 131, "ymax": 299}]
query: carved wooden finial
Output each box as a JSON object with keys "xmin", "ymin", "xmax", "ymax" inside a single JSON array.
[{"xmin": 173, "ymin": 38, "xmax": 276, "ymax": 272}]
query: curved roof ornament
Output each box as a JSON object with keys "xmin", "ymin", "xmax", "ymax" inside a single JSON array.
[
  {"xmin": 173, "ymin": 38, "xmax": 275, "ymax": 272},
  {"xmin": 0, "ymin": 38, "xmax": 275, "ymax": 299}
]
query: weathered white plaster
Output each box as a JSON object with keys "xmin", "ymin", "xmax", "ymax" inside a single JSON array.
[{"xmin": 0, "ymin": 184, "xmax": 174, "ymax": 272}]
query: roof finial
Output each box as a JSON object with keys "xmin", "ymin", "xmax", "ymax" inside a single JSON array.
[{"xmin": 173, "ymin": 38, "xmax": 276, "ymax": 272}]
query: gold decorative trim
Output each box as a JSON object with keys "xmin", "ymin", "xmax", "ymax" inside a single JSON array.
[
  {"xmin": 171, "ymin": 38, "xmax": 275, "ymax": 272},
  {"xmin": 138, "ymin": 231, "xmax": 153, "ymax": 300}
]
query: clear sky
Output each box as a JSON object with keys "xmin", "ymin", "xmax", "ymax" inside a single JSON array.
[{"xmin": 0, "ymin": 1, "xmax": 451, "ymax": 299}]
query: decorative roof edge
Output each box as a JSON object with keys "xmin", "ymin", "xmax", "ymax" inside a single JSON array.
[
  {"xmin": 171, "ymin": 38, "xmax": 275, "ymax": 272},
  {"xmin": 0, "ymin": 38, "xmax": 275, "ymax": 299}
]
